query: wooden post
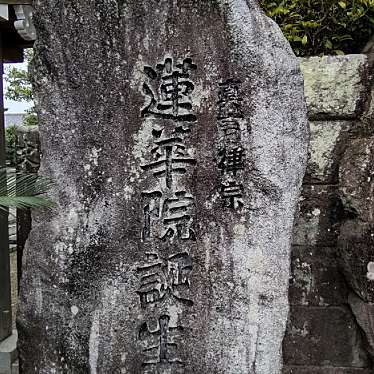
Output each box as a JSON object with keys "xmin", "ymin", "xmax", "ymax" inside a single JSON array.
[{"xmin": 0, "ymin": 32, "xmax": 12, "ymax": 342}]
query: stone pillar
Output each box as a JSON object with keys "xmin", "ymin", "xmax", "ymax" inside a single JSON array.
[{"xmin": 17, "ymin": 1, "xmax": 308, "ymax": 373}]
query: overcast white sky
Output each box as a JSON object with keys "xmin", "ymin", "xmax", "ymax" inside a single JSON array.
[{"xmin": 3, "ymin": 62, "xmax": 33, "ymax": 114}]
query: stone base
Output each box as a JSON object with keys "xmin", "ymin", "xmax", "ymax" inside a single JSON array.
[{"xmin": 0, "ymin": 331, "xmax": 18, "ymax": 374}]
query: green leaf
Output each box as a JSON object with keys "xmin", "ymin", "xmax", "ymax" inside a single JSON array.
[
  {"xmin": 325, "ymin": 39, "xmax": 333, "ymax": 49},
  {"xmin": 338, "ymin": 1, "xmax": 346, "ymax": 9},
  {"xmin": 4, "ymin": 63, "xmax": 33, "ymax": 102},
  {"xmin": 302, "ymin": 34, "xmax": 308, "ymax": 45},
  {"xmin": 0, "ymin": 169, "xmax": 55, "ymax": 211},
  {"xmin": 244, "ymin": 1, "xmax": 374, "ymax": 56},
  {"xmin": 292, "ymin": 36, "xmax": 303, "ymax": 42},
  {"xmin": 0, "ymin": 196, "xmax": 54, "ymax": 211}
]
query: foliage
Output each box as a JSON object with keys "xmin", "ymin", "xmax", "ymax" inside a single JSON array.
[
  {"xmin": 260, "ymin": 0, "xmax": 374, "ymax": 56},
  {"xmin": 5, "ymin": 49, "xmax": 37, "ymax": 127},
  {"xmin": 5, "ymin": 49, "xmax": 33, "ymax": 103},
  {"xmin": 5, "ymin": 63, "xmax": 33, "ymax": 103},
  {"xmin": 5, "ymin": 125, "xmax": 16, "ymax": 167},
  {"xmin": 3, "ymin": 50, "xmax": 52, "ymax": 211},
  {"xmin": 0, "ymin": 169, "xmax": 54, "ymax": 211},
  {"xmin": 22, "ymin": 112, "xmax": 38, "ymax": 127}
]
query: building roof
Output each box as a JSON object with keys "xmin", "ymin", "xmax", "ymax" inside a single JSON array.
[{"xmin": 0, "ymin": 3, "xmax": 34, "ymax": 63}]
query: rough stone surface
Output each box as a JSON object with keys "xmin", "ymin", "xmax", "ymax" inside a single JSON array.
[
  {"xmin": 338, "ymin": 136, "xmax": 374, "ymax": 301},
  {"xmin": 300, "ymin": 55, "xmax": 368, "ymax": 119},
  {"xmin": 348, "ymin": 293, "xmax": 374, "ymax": 359},
  {"xmin": 338, "ymin": 134, "xmax": 374, "ymax": 365},
  {"xmin": 283, "ymin": 306, "xmax": 370, "ymax": 367},
  {"xmin": 16, "ymin": 126, "xmax": 40, "ymax": 174},
  {"xmin": 14, "ymin": 52, "xmax": 374, "ymax": 374},
  {"xmin": 292, "ymin": 185, "xmax": 343, "ymax": 247},
  {"xmin": 17, "ymin": 1, "xmax": 308, "ymax": 373},
  {"xmin": 305, "ymin": 121, "xmax": 351, "ymax": 185},
  {"xmin": 361, "ymin": 85, "xmax": 374, "ymax": 127},
  {"xmin": 289, "ymin": 246, "xmax": 347, "ymax": 306},
  {"xmin": 284, "ymin": 53, "xmax": 374, "ymax": 373}
]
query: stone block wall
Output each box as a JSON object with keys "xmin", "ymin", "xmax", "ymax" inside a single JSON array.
[{"xmin": 283, "ymin": 55, "xmax": 374, "ymax": 373}]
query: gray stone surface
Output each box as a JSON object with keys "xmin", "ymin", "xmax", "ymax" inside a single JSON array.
[
  {"xmin": 337, "ymin": 135, "xmax": 374, "ymax": 365},
  {"xmin": 300, "ymin": 55, "xmax": 368, "ymax": 119},
  {"xmin": 17, "ymin": 1, "xmax": 308, "ymax": 373},
  {"xmin": 283, "ymin": 306, "xmax": 370, "ymax": 368},
  {"xmin": 348, "ymin": 293, "xmax": 374, "ymax": 359},
  {"xmin": 338, "ymin": 135, "xmax": 374, "ymax": 301},
  {"xmin": 16, "ymin": 126, "xmax": 40, "ymax": 174},
  {"xmin": 285, "ymin": 53, "xmax": 374, "ymax": 373},
  {"xmin": 289, "ymin": 246, "xmax": 347, "ymax": 307},
  {"xmin": 292, "ymin": 185, "xmax": 342, "ymax": 247},
  {"xmin": 12, "ymin": 46, "xmax": 374, "ymax": 374},
  {"xmin": 306, "ymin": 121, "xmax": 351, "ymax": 185}
]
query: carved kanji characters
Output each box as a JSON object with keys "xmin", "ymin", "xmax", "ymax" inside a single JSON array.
[
  {"xmin": 218, "ymin": 146, "xmax": 245, "ymax": 175},
  {"xmin": 142, "ymin": 191, "xmax": 163, "ymax": 240},
  {"xmin": 219, "ymin": 79, "xmax": 241, "ymax": 102},
  {"xmin": 139, "ymin": 315, "xmax": 184, "ymax": 371},
  {"xmin": 142, "ymin": 57, "xmax": 197, "ymax": 122},
  {"xmin": 161, "ymin": 191, "xmax": 195, "ymax": 240},
  {"xmin": 136, "ymin": 252, "xmax": 193, "ymax": 307},
  {"xmin": 216, "ymin": 78, "xmax": 246, "ymax": 209},
  {"xmin": 218, "ymin": 78, "xmax": 243, "ymax": 120},
  {"xmin": 142, "ymin": 190, "xmax": 195, "ymax": 241},
  {"xmin": 137, "ymin": 55, "xmax": 197, "ymax": 370},
  {"xmin": 218, "ymin": 118, "xmax": 241, "ymax": 145},
  {"xmin": 221, "ymin": 181, "xmax": 244, "ymax": 209},
  {"xmin": 141, "ymin": 135, "xmax": 196, "ymax": 189}
]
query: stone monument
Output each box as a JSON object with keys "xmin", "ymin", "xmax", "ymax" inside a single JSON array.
[{"xmin": 17, "ymin": 1, "xmax": 308, "ymax": 373}]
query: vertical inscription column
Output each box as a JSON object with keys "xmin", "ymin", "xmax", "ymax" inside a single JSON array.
[
  {"xmin": 217, "ymin": 79, "xmax": 246, "ymax": 210},
  {"xmin": 136, "ymin": 56, "xmax": 197, "ymax": 373}
]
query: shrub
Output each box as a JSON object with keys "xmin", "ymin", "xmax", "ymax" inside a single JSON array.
[
  {"xmin": 5, "ymin": 49, "xmax": 38, "ymax": 128},
  {"xmin": 5, "ymin": 125, "xmax": 17, "ymax": 167},
  {"xmin": 260, "ymin": 0, "xmax": 374, "ymax": 56}
]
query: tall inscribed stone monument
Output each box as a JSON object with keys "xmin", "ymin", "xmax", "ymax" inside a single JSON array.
[{"xmin": 17, "ymin": 1, "xmax": 309, "ymax": 373}]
